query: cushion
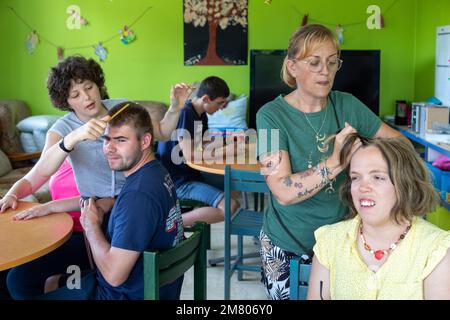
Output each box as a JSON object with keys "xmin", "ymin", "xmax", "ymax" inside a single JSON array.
[
  {"xmin": 16, "ymin": 115, "xmax": 60, "ymax": 132},
  {"xmin": 20, "ymin": 132, "xmax": 39, "ymax": 153},
  {"xmin": 32, "ymin": 130, "xmax": 47, "ymax": 151},
  {"xmin": 0, "ymin": 148, "xmax": 12, "ymax": 177},
  {"xmin": 207, "ymin": 94, "xmax": 248, "ymax": 132}
]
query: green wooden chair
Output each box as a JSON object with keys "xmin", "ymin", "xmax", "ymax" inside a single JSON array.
[
  {"xmin": 143, "ymin": 222, "xmax": 208, "ymax": 300},
  {"xmin": 179, "ymin": 199, "xmax": 211, "ymax": 250},
  {"xmin": 289, "ymin": 256, "xmax": 311, "ymax": 300},
  {"xmin": 223, "ymin": 165, "xmax": 268, "ymax": 300}
]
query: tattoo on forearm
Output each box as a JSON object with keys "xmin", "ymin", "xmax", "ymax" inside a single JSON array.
[
  {"xmin": 318, "ymin": 164, "xmax": 329, "ymax": 180},
  {"xmin": 260, "ymin": 151, "xmax": 283, "ymax": 175},
  {"xmin": 283, "ymin": 176, "xmax": 293, "ymax": 187},
  {"xmin": 296, "ymin": 179, "xmax": 328, "ymax": 199},
  {"xmin": 297, "ymin": 166, "xmax": 317, "ymax": 179}
]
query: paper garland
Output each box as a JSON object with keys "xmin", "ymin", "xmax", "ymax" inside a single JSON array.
[
  {"xmin": 26, "ymin": 31, "xmax": 39, "ymax": 54},
  {"xmin": 94, "ymin": 43, "xmax": 108, "ymax": 61},
  {"xmin": 57, "ymin": 47, "xmax": 64, "ymax": 61},
  {"xmin": 336, "ymin": 25, "xmax": 344, "ymax": 45},
  {"xmin": 119, "ymin": 26, "xmax": 136, "ymax": 45},
  {"xmin": 293, "ymin": 0, "xmax": 398, "ymax": 35},
  {"xmin": 8, "ymin": 6, "xmax": 152, "ymax": 62}
]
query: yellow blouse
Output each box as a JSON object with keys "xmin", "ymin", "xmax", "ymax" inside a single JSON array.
[{"xmin": 313, "ymin": 216, "xmax": 450, "ymax": 300}]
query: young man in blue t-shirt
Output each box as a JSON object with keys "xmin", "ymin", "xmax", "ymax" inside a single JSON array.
[
  {"xmin": 42, "ymin": 102, "xmax": 184, "ymax": 300},
  {"xmin": 157, "ymin": 76, "xmax": 239, "ymax": 226}
]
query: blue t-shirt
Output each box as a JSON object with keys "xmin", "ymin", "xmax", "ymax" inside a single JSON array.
[
  {"xmin": 157, "ymin": 100, "xmax": 208, "ymax": 188},
  {"xmin": 95, "ymin": 160, "xmax": 184, "ymax": 300}
]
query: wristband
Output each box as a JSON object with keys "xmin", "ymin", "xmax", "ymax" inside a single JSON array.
[{"xmin": 59, "ymin": 137, "xmax": 74, "ymax": 153}]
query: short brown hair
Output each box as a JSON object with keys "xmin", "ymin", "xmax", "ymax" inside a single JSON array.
[
  {"xmin": 339, "ymin": 134, "xmax": 439, "ymax": 224},
  {"xmin": 282, "ymin": 24, "xmax": 340, "ymax": 88},
  {"xmin": 196, "ymin": 76, "xmax": 230, "ymax": 100},
  {"xmin": 47, "ymin": 56, "xmax": 108, "ymax": 111},
  {"xmin": 108, "ymin": 102, "xmax": 153, "ymax": 140}
]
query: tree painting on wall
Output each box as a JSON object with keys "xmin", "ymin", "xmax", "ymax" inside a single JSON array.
[{"xmin": 184, "ymin": 0, "xmax": 248, "ymax": 66}]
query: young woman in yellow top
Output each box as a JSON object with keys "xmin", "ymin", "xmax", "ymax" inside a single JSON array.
[{"xmin": 308, "ymin": 134, "xmax": 450, "ymax": 300}]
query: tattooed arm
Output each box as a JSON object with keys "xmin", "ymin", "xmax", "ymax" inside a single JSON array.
[
  {"xmin": 260, "ymin": 124, "xmax": 360, "ymax": 206},
  {"xmin": 260, "ymin": 150, "xmax": 341, "ymax": 205}
]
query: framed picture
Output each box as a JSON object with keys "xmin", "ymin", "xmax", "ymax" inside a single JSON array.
[{"xmin": 184, "ymin": 0, "xmax": 248, "ymax": 66}]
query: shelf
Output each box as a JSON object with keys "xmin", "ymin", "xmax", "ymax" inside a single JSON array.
[
  {"xmin": 394, "ymin": 125, "xmax": 450, "ymax": 158},
  {"xmin": 441, "ymin": 200, "xmax": 450, "ymax": 211}
]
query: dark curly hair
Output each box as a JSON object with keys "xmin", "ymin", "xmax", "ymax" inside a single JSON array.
[{"xmin": 47, "ymin": 56, "xmax": 108, "ymax": 111}]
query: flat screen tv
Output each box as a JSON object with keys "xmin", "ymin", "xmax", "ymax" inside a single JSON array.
[{"xmin": 249, "ymin": 49, "xmax": 380, "ymax": 129}]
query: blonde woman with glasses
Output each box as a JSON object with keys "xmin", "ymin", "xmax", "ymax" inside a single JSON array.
[
  {"xmin": 308, "ymin": 134, "xmax": 450, "ymax": 300},
  {"xmin": 256, "ymin": 24, "xmax": 405, "ymax": 300}
]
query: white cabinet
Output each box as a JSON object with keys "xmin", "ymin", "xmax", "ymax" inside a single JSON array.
[{"xmin": 435, "ymin": 25, "xmax": 450, "ymax": 107}]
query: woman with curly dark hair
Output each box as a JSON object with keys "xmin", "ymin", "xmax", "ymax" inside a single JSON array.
[{"xmin": 1, "ymin": 55, "xmax": 192, "ymax": 299}]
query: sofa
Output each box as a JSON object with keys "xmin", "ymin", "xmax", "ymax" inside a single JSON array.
[{"xmin": 0, "ymin": 100, "xmax": 50, "ymax": 202}]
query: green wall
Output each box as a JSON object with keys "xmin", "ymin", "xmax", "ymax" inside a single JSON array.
[
  {"xmin": 0, "ymin": 0, "xmax": 422, "ymax": 117},
  {"xmin": 414, "ymin": 0, "xmax": 450, "ymax": 102}
]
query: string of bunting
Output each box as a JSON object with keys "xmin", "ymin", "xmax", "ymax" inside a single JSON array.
[
  {"xmin": 8, "ymin": 5, "xmax": 153, "ymax": 61},
  {"xmin": 290, "ymin": 0, "xmax": 399, "ymax": 44}
]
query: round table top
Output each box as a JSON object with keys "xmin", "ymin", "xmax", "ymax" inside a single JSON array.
[
  {"xmin": 186, "ymin": 142, "xmax": 260, "ymax": 175},
  {"xmin": 0, "ymin": 201, "xmax": 73, "ymax": 271}
]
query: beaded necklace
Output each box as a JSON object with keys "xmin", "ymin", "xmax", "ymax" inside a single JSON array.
[{"xmin": 359, "ymin": 222, "xmax": 411, "ymax": 260}]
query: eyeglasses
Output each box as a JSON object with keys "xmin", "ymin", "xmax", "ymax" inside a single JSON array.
[{"xmin": 293, "ymin": 57, "xmax": 343, "ymax": 73}]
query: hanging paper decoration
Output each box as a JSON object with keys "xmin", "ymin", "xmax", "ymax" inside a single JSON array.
[
  {"xmin": 57, "ymin": 47, "xmax": 64, "ymax": 61},
  {"xmin": 301, "ymin": 14, "xmax": 309, "ymax": 26},
  {"xmin": 336, "ymin": 25, "xmax": 344, "ymax": 45},
  {"xmin": 380, "ymin": 14, "xmax": 385, "ymax": 28},
  {"xmin": 119, "ymin": 26, "xmax": 136, "ymax": 45},
  {"xmin": 94, "ymin": 42, "xmax": 108, "ymax": 61},
  {"xmin": 9, "ymin": 5, "xmax": 152, "ymax": 62},
  {"xmin": 26, "ymin": 31, "xmax": 39, "ymax": 54}
]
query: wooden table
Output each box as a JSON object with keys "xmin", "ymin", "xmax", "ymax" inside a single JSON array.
[
  {"xmin": 0, "ymin": 201, "xmax": 73, "ymax": 271},
  {"xmin": 186, "ymin": 142, "xmax": 260, "ymax": 175}
]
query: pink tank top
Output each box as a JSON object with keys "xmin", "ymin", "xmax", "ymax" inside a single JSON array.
[{"xmin": 49, "ymin": 160, "xmax": 82, "ymax": 232}]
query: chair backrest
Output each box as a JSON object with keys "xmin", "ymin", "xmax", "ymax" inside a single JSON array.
[
  {"xmin": 143, "ymin": 222, "xmax": 207, "ymax": 300},
  {"xmin": 289, "ymin": 256, "xmax": 311, "ymax": 300},
  {"xmin": 224, "ymin": 166, "xmax": 268, "ymax": 194}
]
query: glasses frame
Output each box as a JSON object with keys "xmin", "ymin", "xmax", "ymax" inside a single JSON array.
[{"xmin": 293, "ymin": 57, "xmax": 343, "ymax": 73}]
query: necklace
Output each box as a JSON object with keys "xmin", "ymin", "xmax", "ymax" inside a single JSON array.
[
  {"xmin": 359, "ymin": 222, "xmax": 411, "ymax": 261},
  {"xmin": 302, "ymin": 105, "xmax": 329, "ymax": 153}
]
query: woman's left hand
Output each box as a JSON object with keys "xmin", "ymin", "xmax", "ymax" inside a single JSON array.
[{"xmin": 13, "ymin": 203, "xmax": 51, "ymax": 220}]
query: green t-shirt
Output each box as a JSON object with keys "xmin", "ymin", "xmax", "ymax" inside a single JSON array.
[{"xmin": 256, "ymin": 91, "xmax": 382, "ymax": 254}]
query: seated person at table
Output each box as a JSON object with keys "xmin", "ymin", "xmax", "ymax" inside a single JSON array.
[
  {"xmin": 307, "ymin": 134, "xmax": 450, "ymax": 300},
  {"xmin": 41, "ymin": 103, "xmax": 184, "ymax": 300},
  {"xmin": 157, "ymin": 76, "xmax": 240, "ymax": 226},
  {"xmin": 3, "ymin": 56, "xmax": 191, "ymax": 300}
]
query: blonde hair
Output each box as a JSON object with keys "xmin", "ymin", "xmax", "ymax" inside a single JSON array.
[
  {"xmin": 282, "ymin": 24, "xmax": 340, "ymax": 88},
  {"xmin": 339, "ymin": 134, "xmax": 439, "ymax": 224}
]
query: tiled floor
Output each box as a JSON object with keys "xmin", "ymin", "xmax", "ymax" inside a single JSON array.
[{"xmin": 180, "ymin": 221, "xmax": 268, "ymax": 300}]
